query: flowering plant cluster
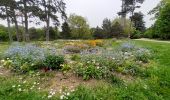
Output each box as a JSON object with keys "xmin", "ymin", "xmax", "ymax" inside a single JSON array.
[
  {"xmin": 73, "ymin": 42, "xmax": 152, "ymax": 79},
  {"xmin": 2, "ymin": 43, "xmax": 64, "ymax": 72}
]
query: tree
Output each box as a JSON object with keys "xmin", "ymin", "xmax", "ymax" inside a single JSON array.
[
  {"xmin": 130, "ymin": 12, "xmax": 145, "ymax": 32},
  {"xmin": 118, "ymin": 0, "xmax": 145, "ymax": 38},
  {"xmin": 92, "ymin": 26, "xmax": 105, "ymax": 39},
  {"xmin": 61, "ymin": 21, "xmax": 71, "ymax": 39},
  {"xmin": 0, "ymin": 25, "xmax": 8, "ymax": 41},
  {"xmin": 18, "ymin": 0, "xmax": 33, "ymax": 41},
  {"xmin": 68, "ymin": 14, "xmax": 91, "ymax": 39},
  {"xmin": 38, "ymin": 0, "xmax": 66, "ymax": 41},
  {"xmin": 112, "ymin": 18, "xmax": 134, "ymax": 36},
  {"xmin": 8, "ymin": 0, "xmax": 21, "ymax": 41},
  {"xmin": 148, "ymin": 0, "xmax": 169, "ymax": 19},
  {"xmin": 111, "ymin": 22, "xmax": 124, "ymax": 38},
  {"xmin": 102, "ymin": 18, "xmax": 112, "ymax": 38},
  {"xmin": 0, "ymin": 0, "xmax": 13, "ymax": 42},
  {"xmin": 155, "ymin": 2, "xmax": 170, "ymax": 39}
]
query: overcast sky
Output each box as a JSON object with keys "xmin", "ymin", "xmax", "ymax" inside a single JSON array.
[
  {"xmin": 0, "ymin": 0, "xmax": 160, "ymax": 28},
  {"xmin": 65, "ymin": 0, "xmax": 160, "ymax": 28}
]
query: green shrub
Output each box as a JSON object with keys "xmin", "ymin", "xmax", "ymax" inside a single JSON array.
[
  {"xmin": 131, "ymin": 30, "xmax": 142, "ymax": 39},
  {"xmin": 43, "ymin": 55, "xmax": 64, "ymax": 70},
  {"xmin": 134, "ymin": 48, "xmax": 152, "ymax": 63},
  {"xmin": 73, "ymin": 62, "xmax": 110, "ymax": 80},
  {"xmin": 71, "ymin": 54, "xmax": 81, "ymax": 61}
]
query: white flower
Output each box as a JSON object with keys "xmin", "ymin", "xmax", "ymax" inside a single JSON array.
[
  {"xmin": 37, "ymin": 83, "xmax": 40, "ymax": 85},
  {"xmin": 48, "ymin": 95, "xmax": 52, "ymax": 98},
  {"xmin": 1, "ymin": 60, "xmax": 5, "ymax": 62},
  {"xmin": 18, "ymin": 85, "xmax": 21, "ymax": 87},
  {"xmin": 33, "ymin": 82, "xmax": 36, "ymax": 85},
  {"xmin": 7, "ymin": 58, "xmax": 9, "ymax": 60},
  {"xmin": 71, "ymin": 89, "xmax": 75, "ymax": 92},
  {"xmin": 59, "ymin": 89, "xmax": 62, "ymax": 93},
  {"xmin": 38, "ymin": 87, "xmax": 41, "ymax": 90},
  {"xmin": 60, "ymin": 95, "xmax": 64, "ymax": 99},
  {"xmin": 18, "ymin": 88, "xmax": 22, "ymax": 91},
  {"xmin": 112, "ymin": 58, "xmax": 115, "ymax": 60},
  {"xmin": 51, "ymin": 91, "xmax": 56, "ymax": 95},
  {"xmin": 12, "ymin": 85, "xmax": 16, "ymax": 88},
  {"xmin": 66, "ymin": 92, "xmax": 70, "ymax": 96}
]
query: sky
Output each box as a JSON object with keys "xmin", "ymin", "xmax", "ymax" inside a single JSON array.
[{"xmin": 0, "ymin": 0, "xmax": 160, "ymax": 28}]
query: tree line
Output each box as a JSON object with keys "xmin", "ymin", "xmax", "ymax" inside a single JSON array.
[
  {"xmin": 0, "ymin": 0, "xmax": 66, "ymax": 42},
  {"xmin": 145, "ymin": 0, "xmax": 170, "ymax": 39},
  {"xmin": 3, "ymin": 0, "xmax": 169, "ymax": 41}
]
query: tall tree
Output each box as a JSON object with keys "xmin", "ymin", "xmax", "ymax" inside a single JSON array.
[
  {"xmin": 111, "ymin": 22, "xmax": 124, "ymax": 37},
  {"xmin": 155, "ymin": 2, "xmax": 170, "ymax": 39},
  {"xmin": 130, "ymin": 12, "xmax": 145, "ymax": 32},
  {"xmin": 102, "ymin": 18, "xmax": 112, "ymax": 38},
  {"xmin": 38, "ymin": 0, "xmax": 66, "ymax": 41},
  {"xmin": 92, "ymin": 26, "xmax": 105, "ymax": 39},
  {"xmin": 10, "ymin": 0, "xmax": 21, "ymax": 41},
  {"xmin": 118, "ymin": 0, "xmax": 145, "ymax": 38},
  {"xmin": 0, "ymin": 0, "xmax": 13, "ymax": 42},
  {"xmin": 18, "ymin": 0, "xmax": 39, "ymax": 41},
  {"xmin": 61, "ymin": 21, "xmax": 71, "ymax": 39},
  {"xmin": 68, "ymin": 14, "xmax": 91, "ymax": 39}
]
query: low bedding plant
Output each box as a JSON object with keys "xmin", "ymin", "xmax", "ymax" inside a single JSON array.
[
  {"xmin": 73, "ymin": 42, "xmax": 152, "ymax": 80},
  {"xmin": 0, "ymin": 43, "xmax": 64, "ymax": 73}
]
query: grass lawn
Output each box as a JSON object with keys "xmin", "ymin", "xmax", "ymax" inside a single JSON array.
[{"xmin": 0, "ymin": 39, "xmax": 170, "ymax": 100}]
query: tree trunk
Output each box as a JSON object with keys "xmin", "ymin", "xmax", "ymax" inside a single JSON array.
[
  {"xmin": 45, "ymin": 0, "xmax": 51, "ymax": 41},
  {"xmin": 6, "ymin": 7, "xmax": 13, "ymax": 42},
  {"xmin": 46, "ymin": 17, "xmax": 50, "ymax": 41},
  {"xmin": 13, "ymin": 11, "xmax": 20, "ymax": 41},
  {"xmin": 129, "ymin": 10, "xmax": 135, "ymax": 38},
  {"xmin": 23, "ymin": 1, "xmax": 29, "ymax": 42}
]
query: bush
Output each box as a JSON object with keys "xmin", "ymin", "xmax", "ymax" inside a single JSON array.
[
  {"xmin": 131, "ymin": 30, "xmax": 142, "ymax": 39},
  {"xmin": 73, "ymin": 61, "xmax": 110, "ymax": 80},
  {"xmin": 43, "ymin": 55, "xmax": 64, "ymax": 70},
  {"xmin": 134, "ymin": 48, "xmax": 152, "ymax": 63},
  {"xmin": 144, "ymin": 26, "xmax": 158, "ymax": 39},
  {"xmin": 3, "ymin": 43, "xmax": 59, "ymax": 72},
  {"xmin": 79, "ymin": 42, "xmax": 152, "ymax": 77},
  {"xmin": 71, "ymin": 54, "xmax": 81, "ymax": 61},
  {"xmin": 4, "ymin": 44, "xmax": 46, "ymax": 71},
  {"xmin": 63, "ymin": 45, "xmax": 82, "ymax": 54}
]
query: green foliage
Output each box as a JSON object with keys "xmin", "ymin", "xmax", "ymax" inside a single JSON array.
[
  {"xmin": 155, "ymin": 2, "xmax": 170, "ymax": 39},
  {"xmin": 71, "ymin": 54, "xmax": 81, "ymax": 61},
  {"xmin": 0, "ymin": 25, "xmax": 8, "ymax": 41},
  {"xmin": 68, "ymin": 14, "xmax": 92, "ymax": 39},
  {"xmin": 61, "ymin": 22, "xmax": 71, "ymax": 39},
  {"xmin": 44, "ymin": 55, "xmax": 64, "ymax": 70},
  {"xmin": 112, "ymin": 21, "xmax": 124, "ymax": 37},
  {"xmin": 112, "ymin": 18, "xmax": 134, "ymax": 36},
  {"xmin": 130, "ymin": 12, "xmax": 146, "ymax": 32},
  {"xmin": 144, "ymin": 26, "xmax": 158, "ymax": 38},
  {"xmin": 102, "ymin": 18, "xmax": 112, "ymax": 38},
  {"xmin": 73, "ymin": 62, "xmax": 109, "ymax": 80},
  {"xmin": 92, "ymin": 26, "xmax": 105, "ymax": 39},
  {"xmin": 61, "ymin": 64, "xmax": 71, "ymax": 74},
  {"xmin": 131, "ymin": 30, "xmax": 142, "ymax": 39}
]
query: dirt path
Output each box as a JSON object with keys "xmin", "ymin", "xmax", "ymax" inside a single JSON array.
[{"xmin": 135, "ymin": 38, "xmax": 170, "ymax": 43}]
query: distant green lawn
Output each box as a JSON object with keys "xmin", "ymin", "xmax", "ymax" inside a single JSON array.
[{"xmin": 0, "ymin": 40, "xmax": 170, "ymax": 100}]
